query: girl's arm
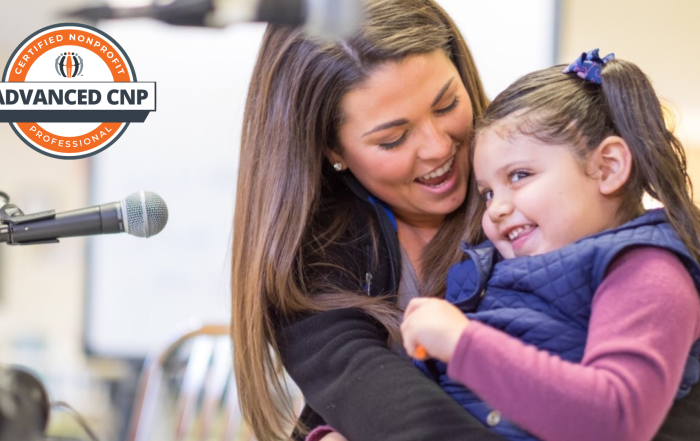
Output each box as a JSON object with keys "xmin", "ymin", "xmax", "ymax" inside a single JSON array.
[
  {"xmin": 276, "ymin": 307, "xmax": 507, "ymax": 441},
  {"xmin": 444, "ymin": 247, "xmax": 700, "ymax": 441},
  {"xmin": 306, "ymin": 426, "xmax": 347, "ymax": 441}
]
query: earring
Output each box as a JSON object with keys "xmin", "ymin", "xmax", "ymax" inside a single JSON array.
[{"xmin": 333, "ymin": 162, "xmax": 343, "ymax": 172}]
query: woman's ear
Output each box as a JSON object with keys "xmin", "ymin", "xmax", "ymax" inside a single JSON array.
[
  {"xmin": 589, "ymin": 136, "xmax": 633, "ymax": 196},
  {"xmin": 324, "ymin": 148, "xmax": 345, "ymax": 169}
]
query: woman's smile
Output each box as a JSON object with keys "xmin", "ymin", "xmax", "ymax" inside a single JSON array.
[
  {"xmin": 416, "ymin": 155, "xmax": 455, "ymax": 186},
  {"xmin": 333, "ymin": 50, "xmax": 474, "ymax": 223}
]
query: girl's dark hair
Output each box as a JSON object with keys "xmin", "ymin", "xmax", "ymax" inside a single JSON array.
[{"xmin": 471, "ymin": 58, "xmax": 700, "ymax": 263}]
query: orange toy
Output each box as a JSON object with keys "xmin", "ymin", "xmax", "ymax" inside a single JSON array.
[{"xmin": 413, "ymin": 345, "xmax": 428, "ymax": 360}]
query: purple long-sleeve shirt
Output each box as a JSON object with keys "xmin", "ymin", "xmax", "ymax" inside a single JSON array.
[{"xmin": 447, "ymin": 247, "xmax": 700, "ymax": 441}]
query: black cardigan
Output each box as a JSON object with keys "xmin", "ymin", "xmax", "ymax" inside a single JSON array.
[{"xmin": 274, "ymin": 173, "xmax": 700, "ymax": 441}]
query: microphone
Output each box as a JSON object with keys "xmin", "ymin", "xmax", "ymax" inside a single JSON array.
[
  {"xmin": 66, "ymin": 0, "xmax": 364, "ymax": 39},
  {"xmin": 0, "ymin": 191, "xmax": 168, "ymax": 245}
]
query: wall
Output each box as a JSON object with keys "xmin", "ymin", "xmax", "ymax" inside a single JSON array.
[{"xmin": 560, "ymin": 0, "xmax": 700, "ymax": 154}]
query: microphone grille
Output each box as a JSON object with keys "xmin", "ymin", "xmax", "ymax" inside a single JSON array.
[{"xmin": 121, "ymin": 191, "xmax": 169, "ymax": 238}]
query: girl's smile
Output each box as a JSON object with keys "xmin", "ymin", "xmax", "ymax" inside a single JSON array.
[{"xmin": 474, "ymin": 121, "xmax": 621, "ymax": 259}]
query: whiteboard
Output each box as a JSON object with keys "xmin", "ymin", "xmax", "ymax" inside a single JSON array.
[{"xmin": 86, "ymin": 1, "xmax": 558, "ymax": 358}]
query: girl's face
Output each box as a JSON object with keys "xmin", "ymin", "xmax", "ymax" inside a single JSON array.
[
  {"xmin": 332, "ymin": 50, "xmax": 473, "ymax": 225},
  {"xmin": 474, "ymin": 124, "xmax": 620, "ymax": 259}
]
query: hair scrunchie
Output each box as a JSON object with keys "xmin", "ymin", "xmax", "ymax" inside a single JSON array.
[{"xmin": 562, "ymin": 48, "xmax": 615, "ymax": 84}]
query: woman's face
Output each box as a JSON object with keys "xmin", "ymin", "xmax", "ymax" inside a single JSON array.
[{"xmin": 332, "ymin": 50, "xmax": 473, "ymax": 225}]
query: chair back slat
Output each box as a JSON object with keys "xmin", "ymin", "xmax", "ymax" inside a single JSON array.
[
  {"xmin": 198, "ymin": 337, "xmax": 232, "ymax": 441},
  {"xmin": 128, "ymin": 363, "xmax": 163, "ymax": 441},
  {"xmin": 174, "ymin": 336, "xmax": 215, "ymax": 441},
  {"xmin": 223, "ymin": 371, "xmax": 245, "ymax": 441},
  {"xmin": 128, "ymin": 321, "xmax": 307, "ymax": 441}
]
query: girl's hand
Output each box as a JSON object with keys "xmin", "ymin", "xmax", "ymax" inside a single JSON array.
[
  {"xmin": 318, "ymin": 432, "xmax": 349, "ymax": 441},
  {"xmin": 401, "ymin": 298, "xmax": 470, "ymax": 363}
]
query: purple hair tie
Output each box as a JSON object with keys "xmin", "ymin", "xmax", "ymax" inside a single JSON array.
[{"xmin": 562, "ymin": 48, "xmax": 615, "ymax": 84}]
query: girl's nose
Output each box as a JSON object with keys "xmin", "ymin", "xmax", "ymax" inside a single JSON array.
[{"xmin": 486, "ymin": 195, "xmax": 514, "ymax": 223}]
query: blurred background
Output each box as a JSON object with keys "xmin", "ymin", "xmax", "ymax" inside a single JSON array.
[{"xmin": 0, "ymin": 0, "xmax": 698, "ymax": 440}]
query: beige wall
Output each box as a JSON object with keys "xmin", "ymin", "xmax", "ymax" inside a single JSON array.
[
  {"xmin": 0, "ymin": 131, "xmax": 89, "ymax": 367},
  {"xmin": 560, "ymin": 0, "xmax": 700, "ymax": 191}
]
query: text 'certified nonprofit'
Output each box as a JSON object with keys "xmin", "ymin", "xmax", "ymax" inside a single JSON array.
[{"xmin": 1, "ymin": 23, "xmax": 156, "ymax": 159}]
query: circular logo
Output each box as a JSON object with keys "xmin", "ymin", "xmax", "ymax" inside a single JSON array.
[{"xmin": 1, "ymin": 23, "xmax": 156, "ymax": 159}]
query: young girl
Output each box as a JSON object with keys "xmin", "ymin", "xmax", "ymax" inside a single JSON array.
[{"xmin": 400, "ymin": 49, "xmax": 700, "ymax": 441}]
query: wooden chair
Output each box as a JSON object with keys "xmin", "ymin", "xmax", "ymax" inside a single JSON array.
[{"xmin": 126, "ymin": 320, "xmax": 302, "ymax": 441}]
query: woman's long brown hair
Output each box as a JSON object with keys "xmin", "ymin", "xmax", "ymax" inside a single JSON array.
[{"xmin": 231, "ymin": 1, "xmax": 489, "ymax": 439}]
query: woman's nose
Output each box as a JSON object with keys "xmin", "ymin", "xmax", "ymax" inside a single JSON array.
[{"xmin": 416, "ymin": 119, "xmax": 453, "ymax": 160}]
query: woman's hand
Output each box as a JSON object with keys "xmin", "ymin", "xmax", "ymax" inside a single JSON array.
[{"xmin": 401, "ymin": 298, "xmax": 470, "ymax": 363}]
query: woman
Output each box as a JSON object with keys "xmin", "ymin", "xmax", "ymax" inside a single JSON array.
[{"xmin": 230, "ymin": 1, "xmax": 700, "ymax": 440}]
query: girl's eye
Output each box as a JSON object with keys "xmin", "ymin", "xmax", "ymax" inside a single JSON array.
[
  {"xmin": 480, "ymin": 189, "xmax": 493, "ymax": 202},
  {"xmin": 509, "ymin": 170, "xmax": 530, "ymax": 183},
  {"xmin": 435, "ymin": 96, "xmax": 459, "ymax": 115},
  {"xmin": 379, "ymin": 131, "xmax": 408, "ymax": 150}
]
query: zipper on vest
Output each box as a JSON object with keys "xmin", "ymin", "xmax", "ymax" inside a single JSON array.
[{"xmin": 365, "ymin": 244, "xmax": 373, "ymax": 296}]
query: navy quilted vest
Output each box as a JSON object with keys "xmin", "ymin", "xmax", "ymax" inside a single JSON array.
[{"xmin": 417, "ymin": 209, "xmax": 700, "ymax": 441}]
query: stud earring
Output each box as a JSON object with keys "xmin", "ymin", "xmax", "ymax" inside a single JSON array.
[{"xmin": 333, "ymin": 162, "xmax": 343, "ymax": 172}]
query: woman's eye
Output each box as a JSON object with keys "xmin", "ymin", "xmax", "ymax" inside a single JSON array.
[
  {"xmin": 435, "ymin": 96, "xmax": 459, "ymax": 115},
  {"xmin": 509, "ymin": 170, "xmax": 530, "ymax": 183},
  {"xmin": 379, "ymin": 131, "xmax": 407, "ymax": 150}
]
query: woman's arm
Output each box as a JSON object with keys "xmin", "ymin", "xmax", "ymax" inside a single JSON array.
[
  {"xmin": 276, "ymin": 307, "xmax": 507, "ymax": 441},
  {"xmin": 445, "ymin": 247, "xmax": 700, "ymax": 441}
]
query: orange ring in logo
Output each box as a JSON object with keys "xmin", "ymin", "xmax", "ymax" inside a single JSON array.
[{"xmin": 4, "ymin": 25, "xmax": 136, "ymax": 158}]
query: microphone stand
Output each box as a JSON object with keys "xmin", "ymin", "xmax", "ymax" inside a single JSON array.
[
  {"xmin": 0, "ymin": 191, "xmax": 61, "ymax": 246},
  {"xmin": 0, "ymin": 190, "xmax": 20, "ymax": 244}
]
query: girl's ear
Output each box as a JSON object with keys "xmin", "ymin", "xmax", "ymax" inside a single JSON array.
[{"xmin": 589, "ymin": 136, "xmax": 633, "ymax": 196}]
